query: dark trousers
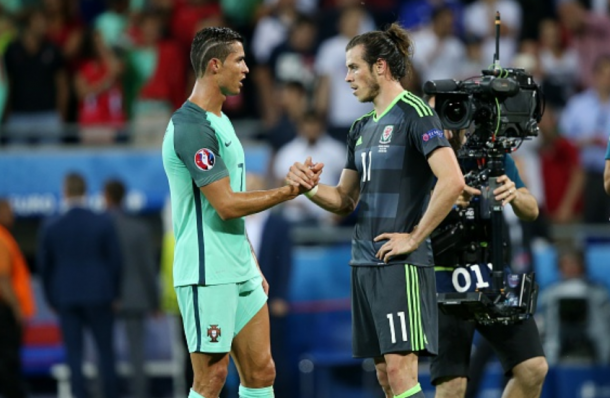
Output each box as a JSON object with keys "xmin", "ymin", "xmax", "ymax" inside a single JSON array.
[
  {"xmin": 58, "ymin": 304, "xmax": 118, "ymax": 398},
  {"xmin": 583, "ymin": 171, "xmax": 610, "ymax": 224},
  {"xmin": 0, "ymin": 302, "xmax": 27, "ymax": 398},
  {"xmin": 120, "ymin": 314, "xmax": 147, "ymax": 398}
]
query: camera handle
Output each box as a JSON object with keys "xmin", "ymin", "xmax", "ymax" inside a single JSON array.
[{"xmin": 487, "ymin": 154, "xmax": 505, "ymax": 293}]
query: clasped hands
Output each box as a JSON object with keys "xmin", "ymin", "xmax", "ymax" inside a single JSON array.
[{"xmin": 285, "ymin": 156, "xmax": 325, "ymax": 194}]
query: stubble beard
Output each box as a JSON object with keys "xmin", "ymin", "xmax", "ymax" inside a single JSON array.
[{"xmin": 360, "ymin": 75, "xmax": 381, "ymax": 103}]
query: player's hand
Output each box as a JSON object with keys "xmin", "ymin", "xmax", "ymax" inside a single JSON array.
[
  {"xmin": 456, "ymin": 185, "xmax": 481, "ymax": 208},
  {"xmin": 374, "ymin": 233, "xmax": 419, "ymax": 264},
  {"xmin": 493, "ymin": 175, "xmax": 518, "ymax": 206},
  {"xmin": 285, "ymin": 156, "xmax": 324, "ymax": 193}
]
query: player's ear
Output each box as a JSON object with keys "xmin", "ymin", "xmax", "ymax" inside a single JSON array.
[
  {"xmin": 375, "ymin": 58, "xmax": 386, "ymax": 76},
  {"xmin": 208, "ymin": 58, "xmax": 221, "ymax": 74}
]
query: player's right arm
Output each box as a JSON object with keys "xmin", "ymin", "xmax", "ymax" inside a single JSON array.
[
  {"xmin": 200, "ymin": 176, "xmax": 317, "ymax": 221},
  {"xmin": 286, "ymin": 158, "xmax": 360, "ymax": 216},
  {"xmin": 173, "ymin": 122, "xmax": 320, "ymax": 221}
]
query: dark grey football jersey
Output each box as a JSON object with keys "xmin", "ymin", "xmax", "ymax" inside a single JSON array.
[{"xmin": 345, "ymin": 91, "xmax": 450, "ymax": 267}]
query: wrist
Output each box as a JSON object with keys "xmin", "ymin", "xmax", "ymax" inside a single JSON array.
[{"xmin": 304, "ymin": 184, "xmax": 319, "ymax": 199}]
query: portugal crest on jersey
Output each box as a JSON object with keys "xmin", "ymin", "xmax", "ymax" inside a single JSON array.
[
  {"xmin": 194, "ymin": 148, "xmax": 215, "ymax": 171},
  {"xmin": 207, "ymin": 325, "xmax": 221, "ymax": 343},
  {"xmin": 380, "ymin": 125, "xmax": 393, "ymax": 144}
]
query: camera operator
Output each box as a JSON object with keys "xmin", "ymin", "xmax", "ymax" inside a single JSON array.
[{"xmin": 429, "ymin": 125, "xmax": 548, "ymax": 398}]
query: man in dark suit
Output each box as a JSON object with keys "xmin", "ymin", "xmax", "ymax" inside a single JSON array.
[
  {"xmin": 104, "ymin": 179, "xmax": 159, "ymax": 398},
  {"xmin": 245, "ymin": 173, "xmax": 294, "ymax": 398},
  {"xmin": 38, "ymin": 173, "xmax": 121, "ymax": 398}
]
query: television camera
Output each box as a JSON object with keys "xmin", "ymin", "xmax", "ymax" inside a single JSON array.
[{"xmin": 424, "ymin": 12, "xmax": 543, "ymax": 325}]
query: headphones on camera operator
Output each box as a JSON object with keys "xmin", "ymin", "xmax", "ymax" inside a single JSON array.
[{"xmin": 424, "ymin": 12, "xmax": 544, "ymax": 325}]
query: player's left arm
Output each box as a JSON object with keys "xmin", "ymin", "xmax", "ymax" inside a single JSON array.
[{"xmin": 496, "ymin": 155, "xmax": 539, "ymax": 221}]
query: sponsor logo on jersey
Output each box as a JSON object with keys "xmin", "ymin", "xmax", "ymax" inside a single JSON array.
[
  {"xmin": 194, "ymin": 148, "xmax": 215, "ymax": 171},
  {"xmin": 224, "ymin": 141, "xmax": 232, "ymax": 147},
  {"xmin": 422, "ymin": 129, "xmax": 443, "ymax": 142},
  {"xmin": 380, "ymin": 125, "xmax": 393, "ymax": 144},
  {"xmin": 207, "ymin": 325, "xmax": 221, "ymax": 343}
]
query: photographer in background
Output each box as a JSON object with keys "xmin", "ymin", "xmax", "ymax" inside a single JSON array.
[{"xmin": 426, "ymin": 97, "xmax": 548, "ymax": 398}]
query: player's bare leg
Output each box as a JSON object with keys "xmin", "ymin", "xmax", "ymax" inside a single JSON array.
[
  {"xmin": 374, "ymin": 352, "xmax": 423, "ymax": 397},
  {"xmin": 190, "ymin": 352, "xmax": 230, "ymax": 397},
  {"xmin": 374, "ymin": 357, "xmax": 394, "ymax": 398},
  {"xmin": 435, "ymin": 376, "xmax": 467, "ymax": 398},
  {"xmin": 502, "ymin": 356, "xmax": 548, "ymax": 398},
  {"xmin": 231, "ymin": 304, "xmax": 276, "ymax": 396}
]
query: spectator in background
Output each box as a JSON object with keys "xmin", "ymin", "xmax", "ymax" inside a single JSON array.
[
  {"xmin": 463, "ymin": 0, "xmax": 522, "ymax": 66},
  {"xmin": 124, "ymin": 10, "xmax": 185, "ymax": 146},
  {"xmin": 314, "ymin": 5, "xmax": 372, "ymax": 143},
  {"xmin": 3, "ymin": 7, "xmax": 68, "ymax": 144},
  {"xmin": 170, "ymin": 0, "xmax": 221, "ymax": 55},
  {"xmin": 38, "ymin": 173, "xmax": 121, "ymax": 398},
  {"xmin": 94, "ymin": 0, "xmax": 131, "ymax": 51},
  {"xmin": 605, "ymin": 137, "xmax": 610, "ymax": 196},
  {"xmin": 273, "ymin": 111, "xmax": 345, "ymax": 225},
  {"xmin": 411, "ymin": 6, "xmax": 465, "ymax": 84},
  {"xmin": 315, "ymin": 0, "xmax": 376, "ymax": 45},
  {"xmin": 537, "ymin": 18, "xmax": 579, "ymax": 109},
  {"xmin": 265, "ymin": 80, "xmax": 308, "ymax": 154},
  {"xmin": 560, "ymin": 55, "xmax": 610, "ymax": 223},
  {"xmin": 254, "ymin": 13, "xmax": 316, "ymax": 127},
  {"xmin": 245, "ymin": 173, "xmax": 294, "ymax": 398},
  {"xmin": 43, "ymin": 0, "xmax": 83, "ymax": 69},
  {"xmin": 0, "ymin": 6, "xmax": 16, "ymax": 125},
  {"xmin": 104, "ymin": 179, "xmax": 159, "ymax": 398},
  {"xmin": 75, "ymin": 29, "xmax": 125, "ymax": 144},
  {"xmin": 398, "ymin": 0, "xmax": 464, "ymax": 36},
  {"xmin": 539, "ymin": 107, "xmax": 583, "ymax": 224},
  {"xmin": 456, "ymin": 34, "xmax": 487, "ymax": 79},
  {"xmin": 558, "ymin": 0, "xmax": 610, "ymax": 89},
  {"xmin": 219, "ymin": 0, "xmax": 260, "ymax": 29},
  {"xmin": 0, "ymin": 199, "xmax": 35, "ymax": 398},
  {"xmin": 251, "ymin": 0, "xmax": 299, "ymax": 70},
  {"xmin": 538, "ymin": 247, "xmax": 610, "ymax": 365},
  {"xmin": 269, "ymin": 14, "xmax": 317, "ymax": 92}
]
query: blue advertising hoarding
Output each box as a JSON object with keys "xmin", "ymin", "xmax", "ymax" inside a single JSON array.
[{"xmin": 0, "ymin": 146, "xmax": 270, "ymax": 217}]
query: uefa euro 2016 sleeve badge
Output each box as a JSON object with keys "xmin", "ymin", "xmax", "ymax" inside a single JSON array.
[{"xmin": 207, "ymin": 325, "xmax": 222, "ymax": 342}]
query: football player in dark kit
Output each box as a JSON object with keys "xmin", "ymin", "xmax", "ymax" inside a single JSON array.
[{"xmin": 286, "ymin": 23, "xmax": 465, "ymax": 398}]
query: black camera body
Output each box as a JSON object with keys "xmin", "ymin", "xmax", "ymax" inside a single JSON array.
[
  {"xmin": 423, "ymin": 69, "xmax": 542, "ymax": 155},
  {"xmin": 424, "ymin": 39, "xmax": 543, "ymax": 325}
]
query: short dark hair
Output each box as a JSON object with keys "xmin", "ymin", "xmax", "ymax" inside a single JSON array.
[
  {"xmin": 190, "ymin": 27, "xmax": 243, "ymax": 78},
  {"xmin": 346, "ymin": 22, "xmax": 414, "ymax": 81},
  {"xmin": 104, "ymin": 179, "xmax": 126, "ymax": 206},
  {"xmin": 64, "ymin": 173, "xmax": 87, "ymax": 197}
]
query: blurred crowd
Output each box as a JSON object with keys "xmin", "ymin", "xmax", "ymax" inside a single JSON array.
[{"xmin": 1, "ymin": 0, "xmax": 610, "ymax": 227}]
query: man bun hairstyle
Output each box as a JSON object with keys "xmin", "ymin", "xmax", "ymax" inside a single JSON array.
[
  {"xmin": 346, "ymin": 22, "xmax": 414, "ymax": 81},
  {"xmin": 190, "ymin": 27, "xmax": 243, "ymax": 78}
]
